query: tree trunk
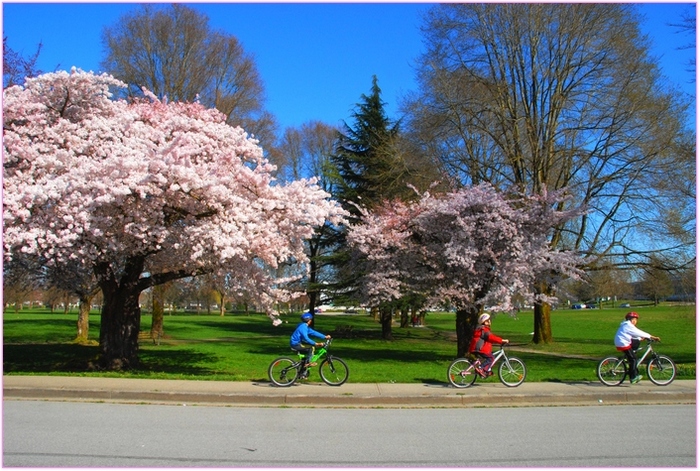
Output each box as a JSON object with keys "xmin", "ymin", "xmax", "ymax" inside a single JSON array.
[
  {"xmin": 75, "ymin": 295, "xmax": 91, "ymax": 344},
  {"xmin": 380, "ymin": 306, "xmax": 393, "ymax": 340},
  {"xmin": 219, "ymin": 292, "xmax": 226, "ymax": 316},
  {"xmin": 62, "ymin": 292, "xmax": 71, "ymax": 314},
  {"xmin": 99, "ymin": 287, "xmax": 141, "ymax": 369},
  {"xmin": 306, "ymin": 248, "xmax": 319, "ymax": 318},
  {"xmin": 455, "ymin": 305, "xmax": 481, "ymax": 357},
  {"xmin": 399, "ymin": 306, "xmax": 409, "ymax": 328},
  {"xmin": 307, "ymin": 293, "xmax": 317, "ymax": 321},
  {"xmin": 533, "ymin": 282, "xmax": 554, "ymax": 344},
  {"xmin": 96, "ymin": 258, "xmax": 145, "ymax": 370},
  {"xmin": 150, "ymin": 283, "xmax": 165, "ymax": 342}
]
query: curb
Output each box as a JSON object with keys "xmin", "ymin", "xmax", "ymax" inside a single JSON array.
[{"xmin": 4, "ymin": 377, "xmax": 696, "ymax": 408}]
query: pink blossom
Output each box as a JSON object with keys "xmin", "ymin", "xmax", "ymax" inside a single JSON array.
[
  {"xmin": 4, "ymin": 69, "xmax": 347, "ymax": 319},
  {"xmin": 347, "ymin": 184, "xmax": 583, "ymax": 312}
]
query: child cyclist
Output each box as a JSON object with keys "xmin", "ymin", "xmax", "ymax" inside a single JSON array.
[
  {"xmin": 290, "ymin": 312, "xmax": 331, "ymax": 368},
  {"xmin": 614, "ymin": 311, "xmax": 660, "ymax": 384},
  {"xmin": 469, "ymin": 313, "xmax": 509, "ymax": 377}
]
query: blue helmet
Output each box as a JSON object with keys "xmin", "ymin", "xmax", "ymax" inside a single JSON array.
[{"xmin": 301, "ymin": 312, "xmax": 313, "ymax": 321}]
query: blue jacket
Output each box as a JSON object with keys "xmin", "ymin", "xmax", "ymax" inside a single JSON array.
[{"xmin": 290, "ymin": 322, "xmax": 325, "ymax": 347}]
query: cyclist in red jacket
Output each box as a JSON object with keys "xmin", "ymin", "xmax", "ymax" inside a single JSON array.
[{"xmin": 469, "ymin": 313, "xmax": 509, "ymax": 377}]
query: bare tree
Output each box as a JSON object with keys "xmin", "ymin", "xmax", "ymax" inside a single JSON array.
[
  {"xmin": 638, "ymin": 257, "xmax": 675, "ymax": 305},
  {"xmin": 276, "ymin": 121, "xmax": 340, "ymax": 315},
  {"xmin": 670, "ymin": 5, "xmax": 696, "ymax": 80},
  {"xmin": 3, "ymin": 251, "xmax": 43, "ymax": 313},
  {"xmin": 405, "ymin": 3, "xmax": 695, "ymax": 342},
  {"xmin": 44, "ymin": 261, "xmax": 100, "ymax": 344},
  {"xmin": 100, "ymin": 4, "xmax": 278, "ymax": 148},
  {"xmin": 3, "ymin": 36, "xmax": 42, "ymax": 88}
]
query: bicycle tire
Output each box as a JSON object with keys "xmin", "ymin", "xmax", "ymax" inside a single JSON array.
[
  {"xmin": 597, "ymin": 356, "xmax": 627, "ymax": 386},
  {"xmin": 447, "ymin": 358, "xmax": 478, "ymax": 388},
  {"xmin": 498, "ymin": 357, "xmax": 526, "ymax": 387},
  {"xmin": 319, "ymin": 356, "xmax": 349, "ymax": 386},
  {"xmin": 268, "ymin": 357, "xmax": 299, "ymax": 387},
  {"xmin": 647, "ymin": 354, "xmax": 676, "ymax": 386}
]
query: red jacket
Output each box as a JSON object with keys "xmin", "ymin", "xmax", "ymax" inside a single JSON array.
[{"xmin": 469, "ymin": 326, "xmax": 504, "ymax": 355}]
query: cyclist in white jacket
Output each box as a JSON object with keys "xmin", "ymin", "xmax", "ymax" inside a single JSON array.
[{"xmin": 614, "ymin": 312, "xmax": 660, "ymax": 384}]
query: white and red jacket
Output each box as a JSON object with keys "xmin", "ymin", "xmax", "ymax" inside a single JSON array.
[{"xmin": 614, "ymin": 320, "xmax": 651, "ymax": 351}]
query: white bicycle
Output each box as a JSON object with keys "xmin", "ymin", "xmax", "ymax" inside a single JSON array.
[{"xmin": 447, "ymin": 344, "xmax": 526, "ymax": 388}]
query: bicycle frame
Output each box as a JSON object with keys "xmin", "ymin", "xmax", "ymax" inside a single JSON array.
[
  {"xmin": 473, "ymin": 346, "xmax": 508, "ymax": 370},
  {"xmin": 269, "ymin": 338, "xmax": 349, "ymax": 387},
  {"xmin": 295, "ymin": 343, "xmax": 329, "ymax": 365},
  {"xmin": 597, "ymin": 339, "xmax": 676, "ymax": 387},
  {"xmin": 447, "ymin": 343, "xmax": 526, "ymax": 388},
  {"xmin": 632, "ymin": 341, "xmax": 656, "ymax": 369}
]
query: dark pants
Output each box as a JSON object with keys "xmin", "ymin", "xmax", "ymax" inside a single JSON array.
[
  {"xmin": 291, "ymin": 344, "xmax": 314, "ymax": 363},
  {"xmin": 622, "ymin": 338, "xmax": 641, "ymax": 380},
  {"xmin": 474, "ymin": 352, "xmax": 495, "ymax": 372}
]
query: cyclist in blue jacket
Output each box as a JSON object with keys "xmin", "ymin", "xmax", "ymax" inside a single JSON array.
[{"xmin": 290, "ymin": 312, "xmax": 330, "ymax": 367}]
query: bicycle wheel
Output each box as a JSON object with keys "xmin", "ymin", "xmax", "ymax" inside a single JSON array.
[
  {"xmin": 268, "ymin": 357, "xmax": 299, "ymax": 387},
  {"xmin": 447, "ymin": 358, "xmax": 478, "ymax": 388},
  {"xmin": 499, "ymin": 357, "xmax": 526, "ymax": 387},
  {"xmin": 597, "ymin": 356, "xmax": 627, "ymax": 386},
  {"xmin": 319, "ymin": 356, "xmax": 349, "ymax": 386},
  {"xmin": 647, "ymin": 354, "xmax": 676, "ymax": 386}
]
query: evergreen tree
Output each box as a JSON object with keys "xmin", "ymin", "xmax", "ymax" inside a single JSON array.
[
  {"xmin": 330, "ymin": 76, "xmax": 414, "ymax": 220},
  {"xmin": 327, "ymin": 76, "xmax": 429, "ymax": 339}
]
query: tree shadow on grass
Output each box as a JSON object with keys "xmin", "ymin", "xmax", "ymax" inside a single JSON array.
[
  {"xmin": 136, "ymin": 349, "xmax": 219, "ymax": 375},
  {"xmin": 4, "ymin": 343, "xmax": 100, "ymax": 373},
  {"xmin": 3, "ymin": 343, "xmax": 217, "ymax": 376}
]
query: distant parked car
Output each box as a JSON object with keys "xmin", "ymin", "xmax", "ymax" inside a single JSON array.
[{"xmin": 620, "ymin": 303, "xmax": 631, "ymax": 308}]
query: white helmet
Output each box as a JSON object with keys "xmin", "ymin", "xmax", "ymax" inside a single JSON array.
[{"xmin": 478, "ymin": 313, "xmax": 491, "ymax": 325}]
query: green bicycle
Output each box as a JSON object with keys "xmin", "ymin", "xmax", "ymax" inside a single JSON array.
[{"xmin": 268, "ymin": 338, "xmax": 349, "ymax": 387}]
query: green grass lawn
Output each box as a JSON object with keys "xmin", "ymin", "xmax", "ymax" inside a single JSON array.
[{"xmin": 3, "ymin": 303, "xmax": 696, "ymax": 384}]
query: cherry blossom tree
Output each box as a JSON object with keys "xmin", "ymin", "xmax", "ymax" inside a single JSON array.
[
  {"xmin": 347, "ymin": 184, "xmax": 583, "ymax": 356},
  {"xmin": 3, "ymin": 69, "xmax": 345, "ymax": 369}
]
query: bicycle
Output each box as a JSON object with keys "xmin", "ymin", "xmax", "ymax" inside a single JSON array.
[
  {"xmin": 597, "ymin": 339, "xmax": 676, "ymax": 386},
  {"xmin": 268, "ymin": 338, "xmax": 349, "ymax": 387},
  {"xmin": 447, "ymin": 344, "xmax": 526, "ymax": 388}
]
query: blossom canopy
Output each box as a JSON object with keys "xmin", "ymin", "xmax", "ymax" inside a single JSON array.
[{"xmin": 3, "ymin": 68, "xmax": 345, "ymax": 306}]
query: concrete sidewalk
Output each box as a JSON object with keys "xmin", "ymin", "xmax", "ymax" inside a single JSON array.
[{"xmin": 3, "ymin": 376, "xmax": 696, "ymax": 408}]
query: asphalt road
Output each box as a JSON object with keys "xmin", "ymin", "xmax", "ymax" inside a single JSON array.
[{"xmin": 3, "ymin": 401, "xmax": 696, "ymax": 467}]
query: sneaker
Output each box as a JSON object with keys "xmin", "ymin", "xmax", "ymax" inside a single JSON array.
[
  {"xmin": 485, "ymin": 370, "xmax": 494, "ymax": 377},
  {"xmin": 631, "ymin": 375, "xmax": 642, "ymax": 384},
  {"xmin": 308, "ymin": 362, "xmax": 317, "ymax": 367}
]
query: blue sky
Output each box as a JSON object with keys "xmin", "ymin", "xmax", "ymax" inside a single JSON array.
[{"xmin": 2, "ymin": 2, "xmax": 696, "ymax": 132}]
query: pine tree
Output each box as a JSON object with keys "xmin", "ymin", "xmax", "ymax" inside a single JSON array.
[
  {"xmin": 330, "ymin": 75, "xmax": 412, "ymax": 220},
  {"xmin": 327, "ymin": 76, "xmax": 424, "ymax": 339}
]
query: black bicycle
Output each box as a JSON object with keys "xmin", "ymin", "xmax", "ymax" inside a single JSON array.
[{"xmin": 268, "ymin": 338, "xmax": 349, "ymax": 387}]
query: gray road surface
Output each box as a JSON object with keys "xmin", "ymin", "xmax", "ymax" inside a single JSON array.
[{"xmin": 3, "ymin": 401, "xmax": 696, "ymax": 467}]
